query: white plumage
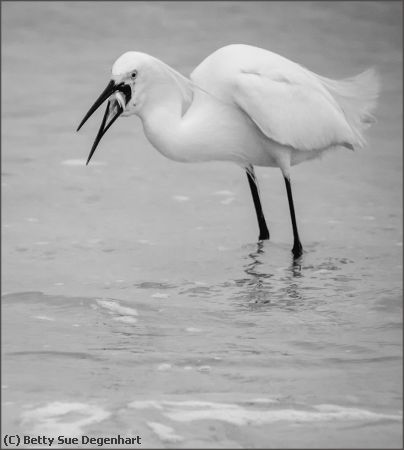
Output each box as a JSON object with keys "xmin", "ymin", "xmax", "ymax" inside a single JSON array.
[{"xmin": 78, "ymin": 44, "xmax": 379, "ymax": 256}]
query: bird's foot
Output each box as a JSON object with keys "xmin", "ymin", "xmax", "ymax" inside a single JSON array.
[{"xmin": 292, "ymin": 241, "xmax": 303, "ymax": 259}]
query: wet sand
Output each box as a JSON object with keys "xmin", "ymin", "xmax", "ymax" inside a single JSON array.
[{"xmin": 2, "ymin": 2, "xmax": 402, "ymax": 448}]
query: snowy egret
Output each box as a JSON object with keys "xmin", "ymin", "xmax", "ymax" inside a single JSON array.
[{"xmin": 77, "ymin": 44, "xmax": 379, "ymax": 258}]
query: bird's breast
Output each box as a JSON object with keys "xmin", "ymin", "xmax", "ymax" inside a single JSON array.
[
  {"xmin": 177, "ymin": 94, "xmax": 272, "ymax": 165},
  {"xmin": 140, "ymin": 89, "xmax": 277, "ymax": 167}
]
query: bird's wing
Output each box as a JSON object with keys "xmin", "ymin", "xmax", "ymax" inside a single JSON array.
[{"xmin": 234, "ymin": 68, "xmax": 355, "ymax": 151}]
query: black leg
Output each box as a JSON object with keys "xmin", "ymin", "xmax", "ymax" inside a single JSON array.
[
  {"xmin": 246, "ymin": 167, "xmax": 270, "ymax": 241},
  {"xmin": 284, "ymin": 176, "xmax": 303, "ymax": 258}
]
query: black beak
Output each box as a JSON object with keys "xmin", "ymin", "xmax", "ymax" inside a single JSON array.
[
  {"xmin": 85, "ymin": 100, "xmax": 122, "ymax": 165},
  {"xmin": 77, "ymin": 80, "xmax": 117, "ymax": 132},
  {"xmin": 77, "ymin": 80, "xmax": 131, "ymax": 165}
]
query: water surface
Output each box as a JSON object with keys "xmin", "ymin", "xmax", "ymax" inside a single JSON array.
[{"xmin": 2, "ymin": 1, "xmax": 402, "ymax": 448}]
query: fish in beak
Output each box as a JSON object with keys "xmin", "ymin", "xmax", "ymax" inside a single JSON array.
[{"xmin": 77, "ymin": 81, "xmax": 132, "ymax": 165}]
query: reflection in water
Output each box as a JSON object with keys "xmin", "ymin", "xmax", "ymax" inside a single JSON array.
[
  {"xmin": 290, "ymin": 255, "xmax": 303, "ymax": 278},
  {"xmin": 233, "ymin": 242, "xmax": 304, "ymax": 308},
  {"xmin": 244, "ymin": 241, "xmax": 269, "ymax": 280}
]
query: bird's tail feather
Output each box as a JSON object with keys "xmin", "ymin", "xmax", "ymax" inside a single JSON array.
[{"xmin": 318, "ymin": 68, "xmax": 380, "ymax": 147}]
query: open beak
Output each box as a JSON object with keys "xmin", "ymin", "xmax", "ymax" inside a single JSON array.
[{"xmin": 77, "ymin": 80, "xmax": 131, "ymax": 165}]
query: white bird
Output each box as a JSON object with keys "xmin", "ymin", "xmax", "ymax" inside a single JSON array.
[{"xmin": 77, "ymin": 44, "xmax": 379, "ymax": 258}]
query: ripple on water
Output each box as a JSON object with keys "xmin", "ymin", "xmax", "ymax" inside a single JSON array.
[
  {"xmin": 128, "ymin": 399, "xmax": 402, "ymax": 426},
  {"xmin": 151, "ymin": 293, "xmax": 170, "ymax": 299},
  {"xmin": 147, "ymin": 421, "xmax": 184, "ymax": 443},
  {"xmin": 134, "ymin": 281, "xmax": 177, "ymax": 290},
  {"xmin": 6, "ymin": 351, "xmax": 103, "ymax": 362},
  {"xmin": 21, "ymin": 402, "xmax": 110, "ymax": 435},
  {"xmin": 95, "ymin": 299, "xmax": 138, "ymax": 325}
]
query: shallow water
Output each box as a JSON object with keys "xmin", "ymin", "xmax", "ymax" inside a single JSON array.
[{"xmin": 2, "ymin": 1, "xmax": 402, "ymax": 448}]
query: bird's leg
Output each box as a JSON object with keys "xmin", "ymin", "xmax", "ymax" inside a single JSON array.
[
  {"xmin": 246, "ymin": 166, "xmax": 270, "ymax": 241},
  {"xmin": 284, "ymin": 176, "xmax": 303, "ymax": 258}
]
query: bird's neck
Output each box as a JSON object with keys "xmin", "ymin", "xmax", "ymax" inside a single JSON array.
[{"xmin": 139, "ymin": 93, "xmax": 189, "ymax": 162}]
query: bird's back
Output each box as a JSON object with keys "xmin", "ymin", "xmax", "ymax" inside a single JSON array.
[
  {"xmin": 191, "ymin": 44, "xmax": 331, "ymax": 102},
  {"xmin": 192, "ymin": 45, "xmax": 297, "ymax": 86},
  {"xmin": 191, "ymin": 44, "xmax": 379, "ymax": 153}
]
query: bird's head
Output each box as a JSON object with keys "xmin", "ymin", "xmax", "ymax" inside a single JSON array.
[{"xmin": 77, "ymin": 51, "xmax": 165, "ymax": 165}]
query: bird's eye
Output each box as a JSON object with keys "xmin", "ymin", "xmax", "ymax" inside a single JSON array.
[{"xmin": 131, "ymin": 71, "xmax": 138, "ymax": 79}]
